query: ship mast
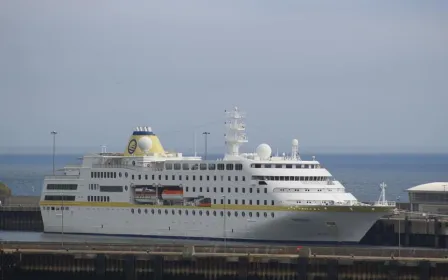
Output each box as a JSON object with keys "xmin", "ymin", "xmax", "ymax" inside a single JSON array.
[{"xmin": 224, "ymin": 107, "xmax": 248, "ymax": 157}]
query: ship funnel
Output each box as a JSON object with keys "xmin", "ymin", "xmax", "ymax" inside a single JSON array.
[{"xmin": 124, "ymin": 126, "xmax": 166, "ymax": 156}]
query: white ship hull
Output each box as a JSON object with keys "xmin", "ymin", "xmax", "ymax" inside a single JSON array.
[{"xmin": 41, "ymin": 206, "xmax": 386, "ymax": 244}]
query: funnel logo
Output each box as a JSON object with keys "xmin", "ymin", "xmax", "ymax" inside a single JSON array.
[{"xmin": 127, "ymin": 139, "xmax": 137, "ymax": 154}]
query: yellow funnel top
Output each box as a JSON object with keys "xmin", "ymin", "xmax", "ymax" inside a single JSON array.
[{"xmin": 124, "ymin": 127, "xmax": 165, "ymax": 156}]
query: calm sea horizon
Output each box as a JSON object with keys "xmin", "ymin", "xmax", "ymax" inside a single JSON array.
[{"xmin": 1, "ymin": 153, "xmax": 447, "ymax": 203}]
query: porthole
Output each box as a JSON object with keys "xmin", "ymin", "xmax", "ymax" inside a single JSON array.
[
  {"xmin": 185, "ymin": 210, "xmax": 189, "ymax": 215},
  {"xmin": 227, "ymin": 211, "xmax": 231, "ymax": 217},
  {"xmin": 158, "ymin": 209, "xmax": 161, "ymax": 214},
  {"xmin": 131, "ymin": 209, "xmax": 134, "ymax": 214},
  {"xmin": 178, "ymin": 209, "xmax": 182, "ymax": 215},
  {"xmin": 138, "ymin": 209, "xmax": 141, "ymax": 214},
  {"xmin": 249, "ymin": 212, "xmax": 252, "ymax": 217},
  {"xmin": 256, "ymin": 212, "xmax": 259, "ymax": 217},
  {"xmin": 125, "ymin": 172, "xmax": 128, "ymax": 178},
  {"xmin": 172, "ymin": 210, "xmax": 175, "ymax": 215},
  {"xmin": 138, "ymin": 175, "xmax": 141, "ymax": 180},
  {"xmin": 213, "ymin": 211, "xmax": 216, "ymax": 216},
  {"xmin": 192, "ymin": 210, "xmax": 196, "ymax": 216},
  {"xmin": 242, "ymin": 212, "xmax": 245, "ymax": 217},
  {"xmin": 264, "ymin": 212, "xmax": 267, "ymax": 218},
  {"xmin": 220, "ymin": 211, "xmax": 223, "ymax": 217},
  {"xmin": 199, "ymin": 210, "xmax": 202, "ymax": 216},
  {"xmin": 119, "ymin": 172, "xmax": 122, "ymax": 178},
  {"xmin": 151, "ymin": 209, "xmax": 155, "ymax": 214},
  {"xmin": 125, "ymin": 185, "xmax": 128, "ymax": 191},
  {"xmin": 132, "ymin": 161, "xmax": 136, "ymax": 166},
  {"xmin": 144, "ymin": 209, "xmax": 148, "ymax": 214},
  {"xmin": 206, "ymin": 210, "xmax": 209, "ymax": 216},
  {"xmin": 271, "ymin": 212, "xmax": 274, "ymax": 218},
  {"xmin": 235, "ymin": 211, "xmax": 238, "ymax": 217},
  {"xmin": 165, "ymin": 209, "xmax": 168, "ymax": 215}
]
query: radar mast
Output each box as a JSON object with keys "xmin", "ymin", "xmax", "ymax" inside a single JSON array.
[{"xmin": 224, "ymin": 107, "xmax": 248, "ymax": 157}]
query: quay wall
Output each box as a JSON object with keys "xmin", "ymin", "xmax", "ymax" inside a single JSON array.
[{"xmin": 1, "ymin": 244, "xmax": 448, "ymax": 280}]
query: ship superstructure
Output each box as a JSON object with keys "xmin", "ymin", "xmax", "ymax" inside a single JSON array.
[{"xmin": 40, "ymin": 107, "xmax": 396, "ymax": 243}]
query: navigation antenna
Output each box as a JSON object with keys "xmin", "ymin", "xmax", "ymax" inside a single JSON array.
[
  {"xmin": 376, "ymin": 182, "xmax": 388, "ymax": 206},
  {"xmin": 101, "ymin": 145, "xmax": 107, "ymax": 153},
  {"xmin": 224, "ymin": 107, "xmax": 248, "ymax": 156}
]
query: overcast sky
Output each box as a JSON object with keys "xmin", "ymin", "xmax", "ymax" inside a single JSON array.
[{"xmin": 0, "ymin": 0, "xmax": 447, "ymax": 154}]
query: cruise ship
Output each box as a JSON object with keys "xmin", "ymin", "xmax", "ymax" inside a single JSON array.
[{"xmin": 40, "ymin": 107, "xmax": 396, "ymax": 244}]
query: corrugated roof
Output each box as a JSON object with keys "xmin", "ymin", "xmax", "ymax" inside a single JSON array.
[{"xmin": 407, "ymin": 182, "xmax": 448, "ymax": 192}]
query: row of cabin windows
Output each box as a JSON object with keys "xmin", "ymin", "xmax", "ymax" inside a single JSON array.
[
  {"xmin": 213, "ymin": 198, "xmax": 274, "ymax": 206},
  {"xmin": 134, "ymin": 174, "xmax": 246, "ymax": 182},
  {"xmin": 88, "ymin": 196, "xmax": 110, "ymax": 202},
  {"xmin": 251, "ymin": 164, "xmax": 320, "ymax": 169},
  {"xmin": 166, "ymin": 163, "xmax": 243, "ymax": 171},
  {"xmin": 89, "ymin": 184, "xmax": 99, "ymax": 190},
  {"xmin": 186, "ymin": 186, "xmax": 267, "ymax": 194},
  {"xmin": 252, "ymin": 176, "xmax": 328, "ymax": 181},
  {"xmin": 42, "ymin": 206, "xmax": 69, "ymax": 211},
  {"xmin": 131, "ymin": 208, "xmax": 275, "ymax": 218},
  {"xmin": 44, "ymin": 195, "xmax": 76, "ymax": 201},
  {"xmin": 274, "ymin": 188, "xmax": 342, "ymax": 193},
  {"xmin": 91, "ymin": 171, "xmax": 247, "ymax": 183},
  {"xmin": 46, "ymin": 184, "xmax": 78, "ymax": 190}
]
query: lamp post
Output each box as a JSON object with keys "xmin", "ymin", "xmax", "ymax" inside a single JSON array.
[
  {"xmin": 221, "ymin": 195, "xmax": 226, "ymax": 251},
  {"xmin": 51, "ymin": 131, "xmax": 57, "ymax": 175},
  {"xmin": 202, "ymin": 132, "xmax": 210, "ymax": 160}
]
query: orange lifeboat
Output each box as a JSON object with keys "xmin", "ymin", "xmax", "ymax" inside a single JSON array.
[{"xmin": 161, "ymin": 189, "xmax": 183, "ymax": 200}]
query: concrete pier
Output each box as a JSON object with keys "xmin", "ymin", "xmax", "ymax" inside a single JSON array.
[{"xmin": 1, "ymin": 243, "xmax": 448, "ymax": 279}]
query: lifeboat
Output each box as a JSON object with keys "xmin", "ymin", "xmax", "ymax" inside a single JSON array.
[{"xmin": 161, "ymin": 189, "xmax": 183, "ymax": 200}]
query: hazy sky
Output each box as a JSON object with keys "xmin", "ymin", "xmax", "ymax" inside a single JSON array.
[{"xmin": 0, "ymin": 0, "xmax": 447, "ymax": 154}]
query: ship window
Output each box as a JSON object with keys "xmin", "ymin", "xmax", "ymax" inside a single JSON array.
[
  {"xmin": 256, "ymin": 212, "xmax": 259, "ymax": 217},
  {"xmin": 235, "ymin": 199, "xmax": 238, "ymax": 204},
  {"xmin": 165, "ymin": 209, "xmax": 168, "ymax": 215},
  {"xmin": 179, "ymin": 175, "xmax": 182, "ymax": 180},
  {"xmin": 235, "ymin": 188, "xmax": 238, "ymax": 193},
  {"xmin": 275, "ymin": 164, "xmax": 282, "ymax": 168},
  {"xmin": 186, "ymin": 187, "xmax": 189, "ymax": 192},
  {"xmin": 132, "ymin": 175, "xmax": 135, "ymax": 180},
  {"xmin": 213, "ymin": 211, "xmax": 216, "ymax": 216},
  {"xmin": 280, "ymin": 176, "xmax": 285, "ymax": 181},
  {"xmin": 253, "ymin": 164, "xmax": 261, "ymax": 168},
  {"xmin": 221, "ymin": 176, "xmax": 224, "ymax": 181},
  {"xmin": 199, "ymin": 210, "xmax": 202, "ymax": 216},
  {"xmin": 172, "ymin": 209, "xmax": 175, "ymax": 215},
  {"xmin": 152, "ymin": 175, "xmax": 155, "ymax": 180},
  {"xmin": 100, "ymin": 186, "xmax": 123, "ymax": 192},
  {"xmin": 213, "ymin": 199, "xmax": 216, "ymax": 204},
  {"xmin": 208, "ymin": 163, "xmax": 216, "ymax": 170},
  {"xmin": 242, "ymin": 188, "xmax": 245, "ymax": 193},
  {"xmin": 228, "ymin": 176, "xmax": 231, "ymax": 181},
  {"xmin": 145, "ymin": 175, "xmax": 148, "ymax": 180},
  {"xmin": 172, "ymin": 175, "xmax": 175, "ymax": 180},
  {"xmin": 193, "ymin": 187, "xmax": 196, "ymax": 192},
  {"xmin": 166, "ymin": 163, "xmax": 173, "ymax": 170},
  {"xmin": 264, "ymin": 188, "xmax": 267, "ymax": 193},
  {"xmin": 264, "ymin": 200, "xmax": 267, "ymax": 205},
  {"xmin": 44, "ymin": 195, "xmax": 76, "ymax": 201},
  {"xmin": 186, "ymin": 175, "xmax": 189, "ymax": 180},
  {"xmin": 159, "ymin": 175, "xmax": 161, "ymax": 180},
  {"xmin": 271, "ymin": 200, "xmax": 274, "ymax": 205},
  {"xmin": 265, "ymin": 164, "xmax": 272, "ymax": 168},
  {"xmin": 206, "ymin": 210, "xmax": 209, "ymax": 216},
  {"xmin": 200, "ymin": 187, "xmax": 203, "ymax": 192},
  {"xmin": 182, "ymin": 163, "xmax": 190, "ymax": 170},
  {"xmin": 235, "ymin": 164, "xmax": 243, "ymax": 170},
  {"xmin": 145, "ymin": 209, "xmax": 148, "ymax": 214},
  {"xmin": 242, "ymin": 176, "xmax": 245, "ymax": 181},
  {"xmin": 242, "ymin": 199, "xmax": 245, "ymax": 205},
  {"xmin": 213, "ymin": 187, "xmax": 216, "ymax": 192},
  {"xmin": 158, "ymin": 209, "xmax": 161, "ymax": 215},
  {"xmin": 250, "ymin": 188, "xmax": 253, "ymax": 193},
  {"xmin": 191, "ymin": 164, "xmax": 199, "ymax": 170},
  {"xmin": 220, "ymin": 211, "xmax": 223, "ymax": 216},
  {"xmin": 47, "ymin": 184, "xmax": 78, "ymax": 190},
  {"xmin": 304, "ymin": 165, "xmax": 309, "ymax": 168},
  {"xmin": 228, "ymin": 187, "xmax": 230, "ymax": 193},
  {"xmin": 125, "ymin": 185, "xmax": 128, "ymax": 191},
  {"xmin": 286, "ymin": 164, "xmax": 292, "ymax": 169},
  {"xmin": 242, "ymin": 212, "xmax": 245, "ymax": 217},
  {"xmin": 227, "ymin": 211, "xmax": 231, "ymax": 217},
  {"xmin": 221, "ymin": 187, "xmax": 224, "ymax": 193},
  {"xmin": 214, "ymin": 176, "xmax": 217, "ymax": 181},
  {"xmin": 257, "ymin": 200, "xmax": 259, "ymax": 205},
  {"xmin": 221, "ymin": 199, "xmax": 223, "ymax": 204},
  {"xmin": 206, "ymin": 187, "xmax": 209, "ymax": 192},
  {"xmin": 200, "ymin": 163, "xmax": 207, "ymax": 170},
  {"xmin": 228, "ymin": 199, "xmax": 231, "ymax": 204},
  {"xmin": 217, "ymin": 164, "xmax": 225, "ymax": 170},
  {"xmin": 151, "ymin": 209, "xmax": 155, "ymax": 214},
  {"xmin": 249, "ymin": 212, "xmax": 252, "ymax": 217},
  {"xmin": 257, "ymin": 188, "xmax": 260, "ymax": 193},
  {"xmin": 88, "ymin": 196, "xmax": 90, "ymax": 202},
  {"xmin": 235, "ymin": 211, "xmax": 238, "ymax": 217},
  {"xmin": 178, "ymin": 209, "xmax": 181, "ymax": 215},
  {"xmin": 235, "ymin": 176, "xmax": 238, "ymax": 181},
  {"xmin": 249, "ymin": 200, "xmax": 252, "ymax": 205},
  {"xmin": 174, "ymin": 163, "xmax": 181, "ymax": 170},
  {"xmin": 138, "ymin": 209, "xmax": 141, "ymax": 214},
  {"xmin": 200, "ymin": 175, "xmax": 203, "ymax": 181},
  {"xmin": 185, "ymin": 210, "xmax": 188, "ymax": 215},
  {"xmin": 264, "ymin": 212, "xmax": 267, "ymax": 218},
  {"xmin": 193, "ymin": 175, "xmax": 196, "ymax": 181},
  {"xmin": 207, "ymin": 175, "xmax": 210, "ymax": 181},
  {"xmin": 165, "ymin": 175, "xmax": 168, "ymax": 180}
]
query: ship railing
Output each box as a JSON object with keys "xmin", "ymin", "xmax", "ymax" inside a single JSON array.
[
  {"xmin": 92, "ymin": 164, "xmax": 137, "ymax": 169},
  {"xmin": 44, "ymin": 175, "xmax": 80, "ymax": 180}
]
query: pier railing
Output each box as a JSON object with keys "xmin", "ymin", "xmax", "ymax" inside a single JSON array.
[{"xmin": 1, "ymin": 241, "xmax": 448, "ymax": 260}]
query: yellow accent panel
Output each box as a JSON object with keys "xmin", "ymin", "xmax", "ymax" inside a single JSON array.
[
  {"xmin": 39, "ymin": 201, "xmax": 394, "ymax": 213},
  {"xmin": 124, "ymin": 134, "xmax": 165, "ymax": 156}
]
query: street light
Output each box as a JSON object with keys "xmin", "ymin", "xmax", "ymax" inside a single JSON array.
[
  {"xmin": 221, "ymin": 194, "xmax": 227, "ymax": 251},
  {"xmin": 51, "ymin": 131, "xmax": 57, "ymax": 175},
  {"xmin": 202, "ymin": 132, "xmax": 210, "ymax": 160}
]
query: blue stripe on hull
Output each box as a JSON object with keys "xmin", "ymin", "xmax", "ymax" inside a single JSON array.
[{"xmin": 43, "ymin": 231, "xmax": 359, "ymax": 246}]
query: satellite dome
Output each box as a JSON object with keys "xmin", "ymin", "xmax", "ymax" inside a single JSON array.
[
  {"xmin": 256, "ymin": 143, "xmax": 272, "ymax": 160},
  {"xmin": 292, "ymin": 139, "xmax": 299, "ymax": 146},
  {"xmin": 138, "ymin": 136, "xmax": 153, "ymax": 153}
]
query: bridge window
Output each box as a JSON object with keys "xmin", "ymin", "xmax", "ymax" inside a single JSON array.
[
  {"xmin": 217, "ymin": 164, "xmax": 225, "ymax": 170},
  {"xmin": 165, "ymin": 163, "xmax": 173, "ymax": 170},
  {"xmin": 200, "ymin": 163, "xmax": 207, "ymax": 170},
  {"xmin": 208, "ymin": 163, "xmax": 216, "ymax": 170},
  {"xmin": 44, "ymin": 195, "xmax": 76, "ymax": 201},
  {"xmin": 174, "ymin": 163, "xmax": 181, "ymax": 170},
  {"xmin": 235, "ymin": 164, "xmax": 243, "ymax": 170},
  {"xmin": 47, "ymin": 184, "xmax": 77, "ymax": 190},
  {"xmin": 182, "ymin": 163, "xmax": 190, "ymax": 170},
  {"xmin": 100, "ymin": 186, "xmax": 123, "ymax": 192}
]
